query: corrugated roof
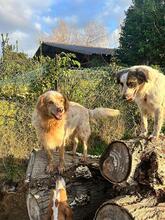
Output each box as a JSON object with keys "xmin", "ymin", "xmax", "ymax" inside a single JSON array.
[{"xmin": 41, "ymin": 41, "xmax": 115, "ymax": 56}]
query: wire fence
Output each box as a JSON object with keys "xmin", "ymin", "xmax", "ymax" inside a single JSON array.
[{"xmin": 2, "ymin": 62, "xmax": 165, "ymax": 181}]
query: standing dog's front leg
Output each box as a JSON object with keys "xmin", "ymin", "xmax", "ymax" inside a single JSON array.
[
  {"xmin": 150, "ymin": 108, "xmax": 164, "ymax": 140},
  {"xmin": 139, "ymin": 110, "xmax": 148, "ymax": 137}
]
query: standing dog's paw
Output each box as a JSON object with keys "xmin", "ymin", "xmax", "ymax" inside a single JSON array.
[
  {"xmin": 148, "ymin": 134, "xmax": 159, "ymax": 142},
  {"xmin": 139, "ymin": 132, "xmax": 148, "ymax": 138}
]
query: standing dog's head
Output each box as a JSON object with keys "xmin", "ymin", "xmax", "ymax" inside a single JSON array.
[
  {"xmin": 116, "ymin": 66, "xmax": 149, "ymax": 102},
  {"xmin": 36, "ymin": 91, "xmax": 69, "ymax": 120}
]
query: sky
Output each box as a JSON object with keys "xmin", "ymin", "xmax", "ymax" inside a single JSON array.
[{"xmin": 0, "ymin": 0, "xmax": 132, "ymax": 57}]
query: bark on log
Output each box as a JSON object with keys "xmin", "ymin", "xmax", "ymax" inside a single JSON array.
[
  {"xmin": 99, "ymin": 138, "xmax": 165, "ymax": 193},
  {"xmin": 94, "ymin": 195, "xmax": 165, "ymax": 220},
  {"xmin": 25, "ymin": 149, "xmax": 116, "ymax": 220}
]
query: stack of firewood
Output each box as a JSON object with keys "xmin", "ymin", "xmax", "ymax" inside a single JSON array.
[
  {"xmin": 96, "ymin": 138, "xmax": 165, "ymax": 220},
  {"xmin": 26, "ymin": 138, "xmax": 165, "ymax": 220}
]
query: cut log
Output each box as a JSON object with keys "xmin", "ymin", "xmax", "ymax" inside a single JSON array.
[
  {"xmin": 99, "ymin": 138, "xmax": 165, "ymax": 193},
  {"xmin": 26, "ymin": 149, "xmax": 116, "ymax": 220},
  {"xmin": 94, "ymin": 195, "xmax": 165, "ymax": 220},
  {"xmin": 26, "ymin": 138, "xmax": 165, "ymax": 220},
  {"xmin": 99, "ymin": 141, "xmax": 131, "ymax": 184}
]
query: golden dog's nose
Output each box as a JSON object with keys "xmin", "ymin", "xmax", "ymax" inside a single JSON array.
[{"xmin": 57, "ymin": 107, "xmax": 63, "ymax": 113}]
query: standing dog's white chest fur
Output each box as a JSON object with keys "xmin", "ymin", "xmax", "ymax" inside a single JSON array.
[{"xmin": 136, "ymin": 94, "xmax": 157, "ymax": 116}]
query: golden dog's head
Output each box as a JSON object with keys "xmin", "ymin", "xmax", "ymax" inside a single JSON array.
[
  {"xmin": 116, "ymin": 66, "xmax": 149, "ymax": 102},
  {"xmin": 36, "ymin": 91, "xmax": 69, "ymax": 120}
]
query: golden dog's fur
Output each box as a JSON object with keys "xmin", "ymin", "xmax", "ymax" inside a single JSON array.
[
  {"xmin": 32, "ymin": 91, "xmax": 120, "ymax": 172},
  {"xmin": 116, "ymin": 65, "xmax": 165, "ymax": 140}
]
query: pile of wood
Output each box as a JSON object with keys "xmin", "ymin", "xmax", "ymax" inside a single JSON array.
[
  {"xmin": 25, "ymin": 138, "xmax": 165, "ymax": 220},
  {"xmin": 97, "ymin": 138, "xmax": 165, "ymax": 219}
]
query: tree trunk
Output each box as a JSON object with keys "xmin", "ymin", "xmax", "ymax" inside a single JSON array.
[
  {"xmin": 99, "ymin": 138, "xmax": 165, "ymax": 193},
  {"xmin": 94, "ymin": 195, "xmax": 165, "ymax": 220},
  {"xmin": 26, "ymin": 149, "xmax": 115, "ymax": 220},
  {"xmin": 26, "ymin": 138, "xmax": 165, "ymax": 220}
]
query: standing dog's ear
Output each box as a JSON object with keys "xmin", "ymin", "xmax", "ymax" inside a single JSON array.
[
  {"xmin": 135, "ymin": 68, "xmax": 149, "ymax": 84},
  {"xmin": 116, "ymin": 68, "xmax": 129, "ymax": 84},
  {"xmin": 64, "ymin": 96, "xmax": 69, "ymax": 112}
]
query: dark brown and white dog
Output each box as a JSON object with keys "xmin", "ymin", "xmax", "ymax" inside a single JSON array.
[
  {"xmin": 116, "ymin": 65, "xmax": 165, "ymax": 140},
  {"xmin": 46, "ymin": 176, "xmax": 73, "ymax": 220}
]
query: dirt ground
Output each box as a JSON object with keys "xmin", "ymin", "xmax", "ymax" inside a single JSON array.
[{"xmin": 0, "ymin": 186, "xmax": 29, "ymax": 220}]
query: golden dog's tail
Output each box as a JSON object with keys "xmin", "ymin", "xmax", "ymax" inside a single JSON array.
[{"xmin": 89, "ymin": 108, "xmax": 120, "ymax": 120}]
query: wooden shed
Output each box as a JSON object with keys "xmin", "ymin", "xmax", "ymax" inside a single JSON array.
[{"xmin": 34, "ymin": 42, "xmax": 115, "ymax": 67}]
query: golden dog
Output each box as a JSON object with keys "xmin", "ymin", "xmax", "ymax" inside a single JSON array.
[{"xmin": 32, "ymin": 91, "xmax": 120, "ymax": 172}]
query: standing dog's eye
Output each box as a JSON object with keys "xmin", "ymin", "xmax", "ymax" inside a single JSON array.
[
  {"xmin": 120, "ymin": 82, "xmax": 124, "ymax": 87},
  {"xmin": 127, "ymin": 82, "xmax": 136, "ymax": 88}
]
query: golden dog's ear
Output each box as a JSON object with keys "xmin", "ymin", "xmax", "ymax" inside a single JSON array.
[
  {"xmin": 64, "ymin": 96, "xmax": 69, "ymax": 112},
  {"xmin": 36, "ymin": 94, "xmax": 45, "ymax": 112}
]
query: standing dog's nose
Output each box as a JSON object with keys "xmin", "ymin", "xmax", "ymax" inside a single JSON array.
[{"xmin": 122, "ymin": 94, "xmax": 127, "ymax": 99}]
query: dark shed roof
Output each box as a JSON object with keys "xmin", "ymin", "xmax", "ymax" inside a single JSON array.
[{"xmin": 35, "ymin": 42, "xmax": 115, "ymax": 56}]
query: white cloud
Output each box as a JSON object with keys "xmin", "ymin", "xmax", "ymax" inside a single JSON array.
[
  {"xmin": 10, "ymin": 31, "xmax": 29, "ymax": 41},
  {"xmin": 98, "ymin": 0, "xmax": 132, "ymax": 47},
  {"xmin": 34, "ymin": 22, "xmax": 42, "ymax": 31},
  {"xmin": 0, "ymin": 0, "xmax": 56, "ymax": 56},
  {"xmin": 99, "ymin": 0, "xmax": 132, "ymax": 22},
  {"xmin": 0, "ymin": 0, "xmax": 132, "ymax": 56},
  {"xmin": 26, "ymin": 48, "xmax": 38, "ymax": 57},
  {"xmin": 43, "ymin": 16, "xmax": 58, "ymax": 25},
  {"xmin": 109, "ymin": 27, "xmax": 121, "ymax": 48},
  {"xmin": 8, "ymin": 30, "xmax": 39, "ymax": 56}
]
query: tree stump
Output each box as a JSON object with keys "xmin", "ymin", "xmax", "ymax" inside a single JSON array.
[
  {"xmin": 94, "ymin": 194, "xmax": 165, "ymax": 220},
  {"xmin": 25, "ymin": 149, "xmax": 116, "ymax": 220},
  {"xmin": 99, "ymin": 138, "xmax": 165, "ymax": 193}
]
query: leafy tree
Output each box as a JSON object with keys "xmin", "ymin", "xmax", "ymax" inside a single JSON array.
[{"xmin": 117, "ymin": 0, "xmax": 165, "ymax": 66}]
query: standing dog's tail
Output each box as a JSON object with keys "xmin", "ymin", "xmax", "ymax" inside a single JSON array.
[{"xmin": 89, "ymin": 108, "xmax": 120, "ymax": 120}]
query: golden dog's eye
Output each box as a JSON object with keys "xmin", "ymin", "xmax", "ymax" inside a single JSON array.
[{"xmin": 48, "ymin": 101, "xmax": 54, "ymax": 105}]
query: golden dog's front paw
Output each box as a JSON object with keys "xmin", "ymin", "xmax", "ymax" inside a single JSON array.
[
  {"xmin": 57, "ymin": 161, "xmax": 65, "ymax": 174},
  {"xmin": 46, "ymin": 163, "xmax": 55, "ymax": 173},
  {"xmin": 80, "ymin": 155, "xmax": 87, "ymax": 163}
]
